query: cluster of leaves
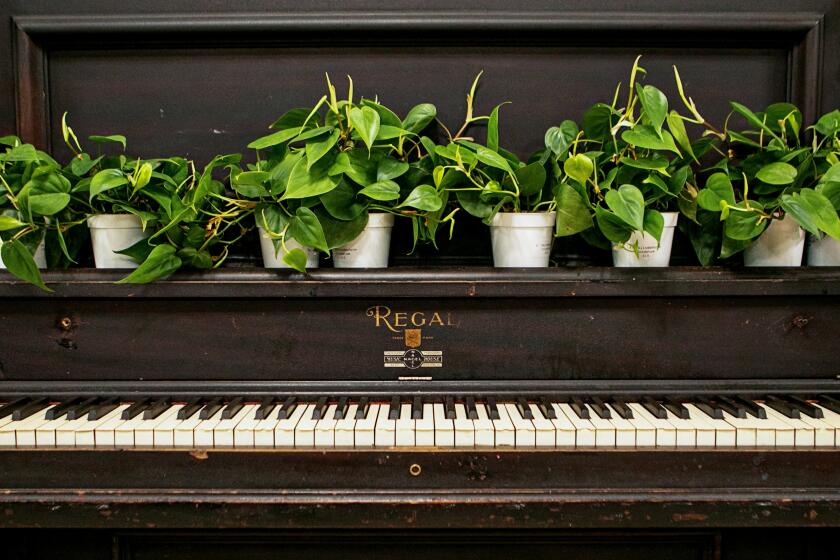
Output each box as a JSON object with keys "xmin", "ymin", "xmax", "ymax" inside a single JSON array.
[
  {"xmin": 232, "ymin": 76, "xmax": 448, "ymax": 271},
  {"xmin": 549, "ymin": 56, "xmax": 719, "ymax": 254}
]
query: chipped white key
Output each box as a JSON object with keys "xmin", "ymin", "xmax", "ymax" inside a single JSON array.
[
  {"xmin": 193, "ymin": 409, "xmax": 225, "ymax": 448},
  {"xmin": 454, "ymin": 404, "xmax": 475, "ymax": 448},
  {"xmin": 150, "ymin": 405, "xmax": 186, "ymax": 448},
  {"xmin": 474, "ymin": 404, "xmax": 495, "ymax": 447},
  {"xmin": 549, "ymin": 403, "xmax": 576, "ymax": 447},
  {"xmin": 433, "ymin": 403, "xmax": 454, "ymax": 447},
  {"xmin": 585, "ymin": 405, "xmax": 616, "ymax": 448},
  {"xmin": 415, "ymin": 404, "xmax": 435, "ymax": 447},
  {"xmin": 604, "ymin": 405, "xmax": 636, "ymax": 447},
  {"xmin": 557, "ymin": 403, "xmax": 595, "ymax": 447},
  {"xmin": 314, "ymin": 404, "xmax": 338, "ymax": 448},
  {"xmin": 504, "ymin": 404, "xmax": 535, "ymax": 448},
  {"xmin": 761, "ymin": 404, "xmax": 814, "ymax": 447},
  {"xmin": 684, "ymin": 404, "xmax": 736, "ymax": 447},
  {"xmin": 354, "ymin": 403, "xmax": 378, "ymax": 448},
  {"xmin": 172, "ymin": 407, "xmax": 209, "ymax": 448},
  {"xmin": 335, "ymin": 404, "xmax": 357, "ymax": 448},
  {"xmin": 491, "ymin": 403, "xmax": 515, "ymax": 447},
  {"xmin": 395, "ymin": 403, "xmax": 415, "ymax": 447},
  {"xmin": 375, "ymin": 403, "xmax": 396, "ymax": 448},
  {"xmin": 214, "ymin": 404, "xmax": 255, "ymax": 448},
  {"xmin": 529, "ymin": 404, "xmax": 556, "ymax": 447},
  {"xmin": 75, "ymin": 404, "xmax": 131, "ymax": 447},
  {"xmin": 274, "ymin": 404, "xmax": 308, "ymax": 448},
  {"xmin": 0, "ymin": 405, "xmax": 57, "ymax": 447},
  {"xmin": 293, "ymin": 404, "xmax": 318, "ymax": 448},
  {"xmin": 628, "ymin": 404, "xmax": 676, "ymax": 447},
  {"xmin": 253, "ymin": 414, "xmax": 281, "ymax": 448},
  {"xmin": 233, "ymin": 405, "xmax": 263, "ymax": 448}
]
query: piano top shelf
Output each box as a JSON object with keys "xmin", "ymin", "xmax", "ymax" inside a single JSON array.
[{"xmin": 1, "ymin": 266, "xmax": 840, "ymax": 299}]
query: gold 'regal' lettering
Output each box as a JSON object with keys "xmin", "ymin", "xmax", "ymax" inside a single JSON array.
[
  {"xmin": 429, "ymin": 312, "xmax": 444, "ymax": 326},
  {"xmin": 411, "ymin": 312, "xmax": 426, "ymax": 326},
  {"xmin": 394, "ymin": 312, "xmax": 408, "ymax": 327}
]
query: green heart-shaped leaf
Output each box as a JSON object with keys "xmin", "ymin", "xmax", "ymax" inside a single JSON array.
[
  {"xmin": 604, "ymin": 184, "xmax": 645, "ymax": 231},
  {"xmin": 349, "ymin": 106, "xmax": 381, "ymax": 152},
  {"xmin": 563, "ymin": 153, "xmax": 594, "ymax": 185},
  {"xmin": 756, "ymin": 162, "xmax": 797, "ymax": 185}
]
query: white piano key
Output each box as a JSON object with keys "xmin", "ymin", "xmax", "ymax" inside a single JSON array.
[
  {"xmin": 375, "ymin": 403, "xmax": 396, "ymax": 448},
  {"xmin": 151, "ymin": 405, "xmax": 186, "ymax": 448},
  {"xmin": 627, "ymin": 403, "xmax": 676, "ymax": 447},
  {"xmin": 232, "ymin": 405, "xmax": 263, "ymax": 448},
  {"xmin": 557, "ymin": 403, "xmax": 595, "ymax": 447},
  {"xmin": 193, "ymin": 409, "xmax": 225, "ymax": 448},
  {"xmin": 35, "ymin": 414, "xmax": 72, "ymax": 447},
  {"xmin": 620, "ymin": 406, "xmax": 655, "ymax": 447},
  {"xmin": 0, "ymin": 405, "xmax": 57, "ymax": 447},
  {"xmin": 814, "ymin": 404, "xmax": 840, "ymax": 446},
  {"xmin": 314, "ymin": 404, "xmax": 338, "ymax": 448},
  {"xmin": 528, "ymin": 404, "xmax": 556, "ymax": 447},
  {"xmin": 503, "ymin": 404, "xmax": 535, "ymax": 448},
  {"xmin": 604, "ymin": 405, "xmax": 637, "ymax": 447},
  {"xmin": 294, "ymin": 404, "xmax": 318, "ymax": 448},
  {"xmin": 721, "ymin": 411, "xmax": 758, "ymax": 447},
  {"xmin": 491, "ymin": 403, "xmax": 515, "ymax": 447},
  {"xmin": 473, "ymin": 404, "xmax": 495, "ymax": 447},
  {"xmin": 335, "ymin": 404, "xmax": 358, "ymax": 448},
  {"xmin": 747, "ymin": 405, "xmax": 792, "ymax": 446},
  {"xmin": 684, "ymin": 404, "xmax": 736, "ymax": 447},
  {"xmin": 549, "ymin": 403, "xmax": 577, "ymax": 447},
  {"xmin": 56, "ymin": 415, "xmax": 93, "ymax": 447},
  {"xmin": 75, "ymin": 404, "xmax": 131, "ymax": 447},
  {"xmin": 660, "ymin": 411, "xmax": 697, "ymax": 448},
  {"xmin": 797, "ymin": 413, "xmax": 836, "ymax": 447},
  {"xmin": 454, "ymin": 404, "xmax": 475, "ymax": 448},
  {"xmin": 354, "ymin": 403, "xmax": 378, "ymax": 448},
  {"xmin": 414, "ymin": 404, "xmax": 435, "ymax": 447},
  {"xmin": 433, "ymin": 403, "xmax": 454, "ymax": 447},
  {"xmin": 760, "ymin": 404, "xmax": 814, "ymax": 447},
  {"xmin": 585, "ymin": 405, "xmax": 616, "ymax": 448},
  {"xmin": 214, "ymin": 404, "xmax": 256, "ymax": 448},
  {"xmin": 274, "ymin": 404, "xmax": 308, "ymax": 448},
  {"xmin": 253, "ymin": 415, "xmax": 281, "ymax": 448},
  {"xmin": 395, "ymin": 403, "xmax": 415, "ymax": 447},
  {"xmin": 173, "ymin": 407, "xmax": 210, "ymax": 447}
]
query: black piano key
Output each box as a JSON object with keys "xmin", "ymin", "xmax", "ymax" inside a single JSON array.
[
  {"xmin": 179, "ymin": 398, "xmax": 206, "ymax": 420},
  {"xmin": 444, "ymin": 396, "xmax": 456, "ymax": 420},
  {"xmin": 87, "ymin": 397, "xmax": 121, "ymax": 420},
  {"xmin": 516, "ymin": 397, "xmax": 534, "ymax": 420},
  {"xmin": 734, "ymin": 395, "xmax": 767, "ymax": 419},
  {"xmin": 388, "ymin": 396, "xmax": 401, "ymax": 420},
  {"xmin": 694, "ymin": 397, "xmax": 724, "ymax": 420},
  {"xmin": 764, "ymin": 395, "xmax": 799, "ymax": 419},
  {"xmin": 641, "ymin": 397, "xmax": 667, "ymax": 419},
  {"xmin": 254, "ymin": 398, "xmax": 277, "ymax": 420},
  {"xmin": 144, "ymin": 398, "xmax": 172, "ymax": 420},
  {"xmin": 411, "ymin": 396, "xmax": 423, "ymax": 419},
  {"xmin": 785, "ymin": 395, "xmax": 824, "ymax": 419},
  {"xmin": 663, "ymin": 397, "xmax": 690, "ymax": 419},
  {"xmin": 311, "ymin": 396, "xmax": 329, "ymax": 420},
  {"xmin": 0, "ymin": 397, "xmax": 31, "ymax": 419},
  {"xmin": 334, "ymin": 396, "xmax": 349, "ymax": 420},
  {"xmin": 717, "ymin": 396, "xmax": 747, "ymax": 419},
  {"xmin": 538, "ymin": 397, "xmax": 556, "ymax": 419},
  {"xmin": 590, "ymin": 397, "xmax": 612, "ymax": 419},
  {"xmin": 66, "ymin": 397, "xmax": 100, "ymax": 420},
  {"xmin": 486, "ymin": 397, "xmax": 500, "ymax": 420},
  {"xmin": 355, "ymin": 397, "xmax": 370, "ymax": 420},
  {"xmin": 610, "ymin": 398, "xmax": 634, "ymax": 419},
  {"xmin": 199, "ymin": 397, "xmax": 224, "ymax": 420},
  {"xmin": 11, "ymin": 397, "xmax": 49, "ymax": 421},
  {"xmin": 221, "ymin": 397, "xmax": 245, "ymax": 419},
  {"xmin": 465, "ymin": 397, "xmax": 479, "ymax": 420},
  {"xmin": 570, "ymin": 397, "xmax": 590, "ymax": 419},
  {"xmin": 121, "ymin": 398, "xmax": 151, "ymax": 420},
  {"xmin": 277, "ymin": 397, "xmax": 299, "ymax": 420},
  {"xmin": 817, "ymin": 394, "xmax": 840, "ymax": 415}
]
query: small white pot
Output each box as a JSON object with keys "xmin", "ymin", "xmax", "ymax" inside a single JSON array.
[
  {"xmin": 0, "ymin": 238, "xmax": 47, "ymax": 269},
  {"xmin": 257, "ymin": 225, "xmax": 319, "ymax": 269},
  {"xmin": 807, "ymin": 234, "xmax": 840, "ymax": 266},
  {"xmin": 612, "ymin": 212, "xmax": 679, "ymax": 268},
  {"xmin": 332, "ymin": 213, "xmax": 395, "ymax": 268},
  {"xmin": 490, "ymin": 211, "xmax": 556, "ymax": 267},
  {"xmin": 87, "ymin": 214, "xmax": 148, "ymax": 269},
  {"xmin": 744, "ymin": 216, "xmax": 805, "ymax": 267}
]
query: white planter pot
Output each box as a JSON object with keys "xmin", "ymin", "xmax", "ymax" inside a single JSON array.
[
  {"xmin": 490, "ymin": 211, "xmax": 556, "ymax": 267},
  {"xmin": 332, "ymin": 213, "xmax": 395, "ymax": 268},
  {"xmin": 807, "ymin": 234, "xmax": 840, "ymax": 266},
  {"xmin": 612, "ymin": 212, "xmax": 679, "ymax": 268},
  {"xmin": 257, "ymin": 225, "xmax": 319, "ymax": 269},
  {"xmin": 0, "ymin": 238, "xmax": 47, "ymax": 269},
  {"xmin": 744, "ymin": 216, "xmax": 805, "ymax": 267},
  {"xmin": 87, "ymin": 214, "xmax": 148, "ymax": 269}
]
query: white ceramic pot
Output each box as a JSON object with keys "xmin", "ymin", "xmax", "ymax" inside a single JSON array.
[
  {"xmin": 612, "ymin": 212, "xmax": 679, "ymax": 268},
  {"xmin": 807, "ymin": 234, "xmax": 840, "ymax": 266},
  {"xmin": 257, "ymin": 225, "xmax": 319, "ymax": 269},
  {"xmin": 332, "ymin": 213, "xmax": 395, "ymax": 268},
  {"xmin": 744, "ymin": 216, "xmax": 805, "ymax": 267},
  {"xmin": 490, "ymin": 211, "xmax": 556, "ymax": 267},
  {"xmin": 0, "ymin": 238, "xmax": 47, "ymax": 269},
  {"xmin": 87, "ymin": 214, "xmax": 148, "ymax": 269}
]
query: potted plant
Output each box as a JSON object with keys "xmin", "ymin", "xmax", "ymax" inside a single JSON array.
[
  {"xmin": 0, "ymin": 134, "xmax": 85, "ymax": 291},
  {"xmin": 430, "ymin": 73, "xmax": 555, "ymax": 267},
  {"xmin": 693, "ymin": 103, "xmax": 840, "ymax": 266},
  {"xmin": 235, "ymin": 76, "xmax": 445, "ymax": 271},
  {"xmin": 806, "ymin": 109, "xmax": 840, "ymax": 265},
  {"xmin": 550, "ymin": 57, "xmax": 717, "ymax": 267}
]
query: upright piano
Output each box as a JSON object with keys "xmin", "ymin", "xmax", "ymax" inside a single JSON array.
[{"xmin": 0, "ymin": 267, "xmax": 838, "ymax": 558}]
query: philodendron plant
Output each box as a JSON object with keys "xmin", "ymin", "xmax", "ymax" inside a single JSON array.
[
  {"xmin": 692, "ymin": 103, "xmax": 840, "ymax": 259},
  {"xmin": 233, "ymin": 76, "xmax": 446, "ymax": 271},
  {"xmin": 0, "ymin": 135, "xmax": 86, "ymax": 291},
  {"xmin": 549, "ymin": 57, "xmax": 719, "ymax": 254}
]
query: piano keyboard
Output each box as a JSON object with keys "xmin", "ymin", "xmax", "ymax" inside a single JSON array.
[{"xmin": 1, "ymin": 394, "xmax": 840, "ymax": 449}]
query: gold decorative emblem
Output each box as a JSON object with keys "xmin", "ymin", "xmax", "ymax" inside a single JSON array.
[{"xmin": 404, "ymin": 328, "xmax": 422, "ymax": 348}]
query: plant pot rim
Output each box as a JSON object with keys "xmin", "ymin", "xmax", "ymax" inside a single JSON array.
[
  {"xmin": 87, "ymin": 213, "xmax": 144, "ymax": 229},
  {"xmin": 491, "ymin": 211, "xmax": 556, "ymax": 228},
  {"xmin": 364, "ymin": 212, "xmax": 396, "ymax": 227}
]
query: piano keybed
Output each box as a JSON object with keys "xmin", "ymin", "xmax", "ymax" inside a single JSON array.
[{"xmin": 2, "ymin": 394, "xmax": 840, "ymax": 449}]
